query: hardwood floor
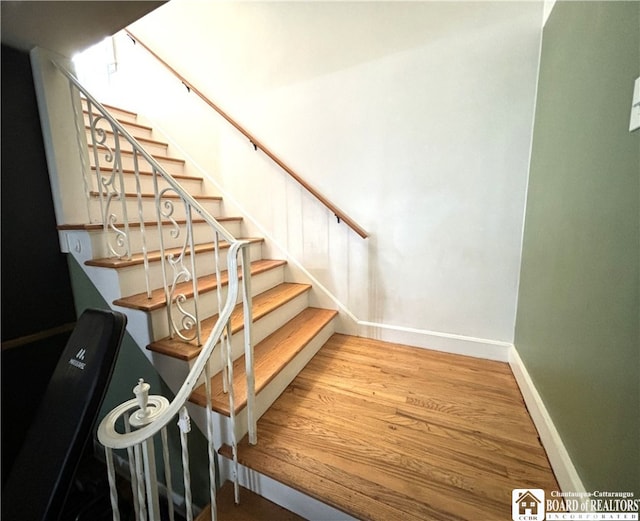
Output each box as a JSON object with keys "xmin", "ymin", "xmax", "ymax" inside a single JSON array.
[
  {"xmin": 228, "ymin": 334, "xmax": 559, "ymax": 521},
  {"xmin": 195, "ymin": 481, "xmax": 305, "ymax": 521}
]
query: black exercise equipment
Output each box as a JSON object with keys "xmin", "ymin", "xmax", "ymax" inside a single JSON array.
[{"xmin": 2, "ymin": 308, "xmax": 127, "ymax": 521}]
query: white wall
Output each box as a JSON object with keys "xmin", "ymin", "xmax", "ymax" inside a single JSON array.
[{"xmin": 87, "ymin": 1, "xmax": 544, "ymax": 357}]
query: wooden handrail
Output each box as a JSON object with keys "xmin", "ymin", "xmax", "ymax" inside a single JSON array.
[{"xmin": 125, "ymin": 29, "xmax": 368, "ymax": 239}]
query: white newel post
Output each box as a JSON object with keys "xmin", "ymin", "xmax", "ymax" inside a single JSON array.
[{"xmin": 99, "ymin": 379, "xmax": 171, "ymax": 521}]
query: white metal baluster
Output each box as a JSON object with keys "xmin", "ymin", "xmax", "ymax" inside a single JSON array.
[
  {"xmin": 104, "ymin": 447, "xmax": 121, "ymax": 521},
  {"xmin": 224, "ymin": 320, "xmax": 240, "ymax": 504},
  {"xmin": 125, "ymin": 444, "xmax": 141, "ymax": 521},
  {"xmin": 124, "ymin": 411, "xmax": 142, "ymax": 521},
  {"xmin": 153, "ymin": 168, "xmax": 173, "ymax": 337},
  {"xmin": 141, "ymin": 437, "xmax": 161, "ymax": 520},
  {"xmin": 161, "ymin": 427, "xmax": 175, "ymax": 521},
  {"xmin": 131, "ymin": 379, "xmax": 161, "ymax": 520},
  {"xmin": 132, "ymin": 150, "xmax": 152, "ymax": 299},
  {"xmin": 101, "ymin": 127, "xmax": 132, "ymax": 260},
  {"xmin": 133, "ymin": 443, "xmax": 148, "ymax": 521},
  {"xmin": 114, "ymin": 130, "xmax": 132, "ymax": 259},
  {"xmin": 240, "ymin": 245, "xmax": 257, "ymax": 445},
  {"xmin": 203, "ymin": 365, "xmax": 218, "ymax": 521},
  {"xmin": 213, "ymin": 231, "xmax": 227, "ymax": 393},
  {"xmin": 186, "ymin": 205, "xmax": 201, "ymax": 345},
  {"xmin": 177, "ymin": 407, "xmax": 193, "ymax": 521},
  {"xmin": 68, "ymin": 85, "xmax": 93, "ymax": 223},
  {"xmin": 85, "ymin": 100, "xmax": 106, "ymax": 224}
]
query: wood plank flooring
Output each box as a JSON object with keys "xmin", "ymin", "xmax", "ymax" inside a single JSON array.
[{"xmin": 228, "ymin": 334, "xmax": 559, "ymax": 521}]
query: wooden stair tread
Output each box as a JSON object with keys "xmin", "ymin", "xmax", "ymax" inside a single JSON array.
[
  {"xmin": 88, "ymin": 144, "xmax": 185, "ymax": 165},
  {"xmin": 148, "ymin": 282, "xmax": 312, "ymax": 361},
  {"xmin": 58, "ymin": 216, "xmax": 242, "ymax": 231},
  {"xmin": 82, "ymin": 100, "xmax": 137, "ymax": 118},
  {"xmin": 195, "ymin": 481, "xmax": 304, "ymax": 521},
  {"xmin": 88, "ymin": 190, "xmax": 221, "ymax": 201},
  {"xmin": 113, "ymin": 259, "xmax": 286, "ymax": 311},
  {"xmin": 84, "ymin": 110, "xmax": 152, "ymax": 133},
  {"xmin": 116, "ymin": 120, "xmax": 152, "ymax": 133},
  {"xmin": 86, "ymin": 238, "xmax": 263, "ymax": 269},
  {"xmin": 190, "ymin": 307, "xmax": 338, "ymax": 415}
]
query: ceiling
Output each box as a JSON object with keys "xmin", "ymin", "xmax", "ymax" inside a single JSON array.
[{"xmin": 1, "ymin": 1, "xmax": 167, "ymax": 58}]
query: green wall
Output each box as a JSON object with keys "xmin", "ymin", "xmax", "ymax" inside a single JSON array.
[
  {"xmin": 515, "ymin": 1, "xmax": 639, "ymax": 494},
  {"xmin": 67, "ymin": 256, "xmax": 213, "ymax": 508}
]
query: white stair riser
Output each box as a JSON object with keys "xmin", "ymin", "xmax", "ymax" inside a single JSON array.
[
  {"xmin": 88, "ymin": 195, "xmax": 221, "ymax": 223},
  {"xmin": 115, "ymin": 241, "xmax": 264, "ymax": 296},
  {"xmin": 84, "ymin": 114, "xmax": 153, "ymax": 140},
  {"xmin": 218, "ymin": 317, "xmax": 336, "ymax": 445},
  {"xmin": 88, "ymin": 146, "xmax": 185, "ymax": 176},
  {"xmin": 87, "ymin": 220, "xmax": 244, "ymax": 258},
  {"xmin": 89, "ymin": 169, "xmax": 203, "ymax": 195},
  {"xmin": 147, "ymin": 265, "xmax": 286, "ymax": 340},
  {"xmin": 206, "ymin": 291, "xmax": 311, "ymax": 377}
]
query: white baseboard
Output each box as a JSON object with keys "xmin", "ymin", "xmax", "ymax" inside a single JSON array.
[
  {"xmin": 357, "ymin": 320, "xmax": 512, "ymax": 362},
  {"xmin": 509, "ymin": 345, "xmax": 586, "ymax": 494}
]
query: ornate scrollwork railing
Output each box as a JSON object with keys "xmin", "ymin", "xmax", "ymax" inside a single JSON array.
[
  {"xmin": 158, "ymin": 186, "xmax": 201, "ymax": 342},
  {"xmin": 53, "ymin": 60, "xmax": 257, "ymax": 520},
  {"xmin": 86, "ymin": 110, "xmax": 132, "ymax": 259}
]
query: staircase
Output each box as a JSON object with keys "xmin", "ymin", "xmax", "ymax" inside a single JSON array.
[{"xmin": 65, "ymin": 93, "xmax": 338, "ymax": 518}]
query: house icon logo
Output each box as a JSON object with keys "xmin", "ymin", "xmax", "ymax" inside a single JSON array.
[{"xmin": 512, "ymin": 489, "xmax": 545, "ymax": 521}]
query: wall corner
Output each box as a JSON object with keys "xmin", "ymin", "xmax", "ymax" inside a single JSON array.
[{"xmin": 30, "ymin": 46, "xmax": 91, "ymax": 227}]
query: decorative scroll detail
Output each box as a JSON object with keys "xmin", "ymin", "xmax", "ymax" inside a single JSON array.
[
  {"xmin": 106, "ymin": 213, "xmax": 129, "ymax": 258},
  {"xmin": 88, "ymin": 110, "xmax": 131, "ymax": 259},
  {"xmin": 159, "ymin": 188, "xmax": 198, "ymax": 342}
]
